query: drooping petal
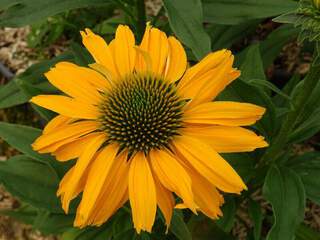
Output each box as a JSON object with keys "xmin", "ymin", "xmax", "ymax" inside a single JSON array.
[
  {"xmin": 30, "ymin": 95, "xmax": 100, "ymax": 119},
  {"xmin": 173, "ymin": 135, "xmax": 247, "ymax": 193},
  {"xmin": 32, "ymin": 121, "xmax": 100, "ymax": 152},
  {"xmin": 183, "ymin": 125, "xmax": 268, "ymax": 153},
  {"xmin": 136, "ymin": 25, "xmax": 169, "ymax": 77},
  {"xmin": 129, "ymin": 152, "xmax": 157, "ymax": 233},
  {"xmin": 186, "ymin": 166, "xmax": 224, "ymax": 219},
  {"xmin": 164, "ymin": 36, "xmax": 187, "ymax": 83},
  {"xmin": 153, "ymin": 173, "xmax": 175, "ymax": 230},
  {"xmin": 76, "ymin": 144, "xmax": 118, "ymax": 223},
  {"xmin": 84, "ymin": 152, "xmax": 129, "ymax": 226},
  {"xmin": 112, "ymin": 25, "xmax": 136, "ymax": 78},
  {"xmin": 52, "ymin": 133, "xmax": 107, "ymax": 161},
  {"xmin": 61, "ymin": 133, "xmax": 106, "ymax": 213},
  {"xmin": 149, "ymin": 149, "xmax": 197, "ymax": 213},
  {"xmin": 81, "ymin": 28, "xmax": 119, "ymax": 79},
  {"xmin": 184, "ymin": 101, "xmax": 266, "ymax": 126},
  {"xmin": 57, "ymin": 165, "xmax": 89, "ymax": 204}
]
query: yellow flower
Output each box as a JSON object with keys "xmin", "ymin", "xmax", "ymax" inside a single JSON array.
[
  {"xmin": 314, "ymin": 0, "xmax": 320, "ymax": 9},
  {"xmin": 31, "ymin": 25, "xmax": 268, "ymax": 233}
]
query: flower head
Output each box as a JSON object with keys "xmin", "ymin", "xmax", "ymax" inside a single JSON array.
[{"xmin": 31, "ymin": 25, "xmax": 268, "ymax": 233}]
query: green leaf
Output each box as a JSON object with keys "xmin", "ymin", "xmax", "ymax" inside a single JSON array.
[
  {"xmin": 112, "ymin": 229, "xmax": 136, "ymax": 240},
  {"xmin": 248, "ymin": 200, "xmax": 263, "ymax": 240},
  {"xmin": 289, "ymin": 152, "xmax": 320, "ymax": 205},
  {"xmin": 0, "ymin": 122, "xmax": 70, "ymax": 177},
  {"xmin": 263, "ymin": 165, "xmax": 306, "ymax": 240},
  {"xmin": 246, "ymin": 79, "xmax": 291, "ymax": 100},
  {"xmin": 112, "ymin": 212, "xmax": 133, "ymax": 237},
  {"xmin": 33, "ymin": 210, "xmax": 74, "ymax": 235},
  {"xmin": 297, "ymin": 73, "xmax": 320, "ymax": 124},
  {"xmin": 209, "ymin": 20, "xmax": 260, "ymax": 51},
  {"xmin": 0, "ymin": 0, "xmax": 111, "ymax": 27},
  {"xmin": 295, "ymin": 224, "xmax": 320, "ymax": 240},
  {"xmin": 169, "ymin": 210, "xmax": 192, "ymax": 240},
  {"xmin": 239, "ymin": 43, "xmax": 266, "ymax": 81},
  {"xmin": 273, "ymin": 74, "xmax": 301, "ymax": 108},
  {"xmin": 0, "ymin": 155, "xmax": 62, "ymax": 212},
  {"xmin": 273, "ymin": 11, "xmax": 300, "ymax": 24},
  {"xmin": 163, "ymin": 0, "xmax": 211, "ymax": 60},
  {"xmin": 76, "ymin": 227, "xmax": 113, "ymax": 240},
  {"xmin": 289, "ymin": 108, "xmax": 320, "ymax": 143},
  {"xmin": 0, "ymin": 122, "xmax": 44, "ymax": 160},
  {"xmin": 0, "ymin": 80, "xmax": 29, "ymax": 109},
  {"xmin": 202, "ymin": 0, "xmax": 298, "ymax": 25}
]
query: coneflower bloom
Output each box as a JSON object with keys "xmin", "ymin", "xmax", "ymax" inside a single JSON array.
[{"xmin": 30, "ymin": 24, "xmax": 268, "ymax": 233}]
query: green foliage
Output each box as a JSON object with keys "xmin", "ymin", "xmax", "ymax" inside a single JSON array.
[
  {"xmin": 263, "ymin": 166, "xmax": 306, "ymax": 240},
  {"xmin": 0, "ymin": 0, "xmax": 111, "ymax": 27},
  {"xmin": 274, "ymin": 0, "xmax": 320, "ymax": 42},
  {"xmin": 0, "ymin": 0, "xmax": 320, "ymax": 239},
  {"xmin": 163, "ymin": 0, "xmax": 211, "ymax": 60},
  {"xmin": 0, "ymin": 155, "xmax": 61, "ymax": 212},
  {"xmin": 202, "ymin": 0, "xmax": 298, "ymax": 25},
  {"xmin": 289, "ymin": 152, "xmax": 320, "ymax": 204}
]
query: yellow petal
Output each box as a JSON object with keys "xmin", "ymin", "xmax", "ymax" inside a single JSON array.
[
  {"xmin": 136, "ymin": 25, "xmax": 169, "ymax": 77},
  {"xmin": 173, "ymin": 135, "xmax": 247, "ymax": 193},
  {"xmin": 76, "ymin": 144, "xmax": 118, "ymax": 223},
  {"xmin": 52, "ymin": 133, "xmax": 106, "ymax": 161},
  {"xmin": 180, "ymin": 55, "xmax": 239, "ymax": 107},
  {"xmin": 30, "ymin": 95, "xmax": 100, "ymax": 119},
  {"xmin": 57, "ymin": 166, "xmax": 88, "ymax": 202},
  {"xmin": 84, "ymin": 152, "xmax": 129, "ymax": 226},
  {"xmin": 183, "ymin": 125, "xmax": 268, "ymax": 153},
  {"xmin": 129, "ymin": 152, "xmax": 157, "ymax": 233},
  {"xmin": 113, "ymin": 25, "xmax": 136, "ymax": 78},
  {"xmin": 164, "ymin": 36, "xmax": 187, "ymax": 82},
  {"xmin": 55, "ymin": 62, "xmax": 110, "ymax": 91},
  {"xmin": 80, "ymin": 28, "xmax": 119, "ymax": 79},
  {"xmin": 43, "ymin": 115, "xmax": 73, "ymax": 134},
  {"xmin": 184, "ymin": 101, "xmax": 266, "ymax": 126},
  {"xmin": 187, "ymin": 167, "xmax": 224, "ymax": 219},
  {"xmin": 149, "ymin": 149, "xmax": 197, "ymax": 213},
  {"xmin": 32, "ymin": 121, "xmax": 100, "ymax": 152},
  {"xmin": 45, "ymin": 62, "xmax": 109, "ymax": 103},
  {"xmin": 61, "ymin": 133, "xmax": 106, "ymax": 213},
  {"xmin": 153, "ymin": 173, "xmax": 174, "ymax": 231},
  {"xmin": 178, "ymin": 49, "xmax": 231, "ymax": 91}
]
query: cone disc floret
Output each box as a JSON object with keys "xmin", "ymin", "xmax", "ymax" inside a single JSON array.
[{"xmin": 99, "ymin": 73, "xmax": 185, "ymax": 154}]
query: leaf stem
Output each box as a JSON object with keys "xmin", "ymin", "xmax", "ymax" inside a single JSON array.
[{"xmin": 260, "ymin": 64, "xmax": 320, "ymax": 165}]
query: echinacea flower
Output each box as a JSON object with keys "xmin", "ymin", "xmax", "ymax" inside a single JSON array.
[{"xmin": 31, "ymin": 24, "xmax": 268, "ymax": 233}]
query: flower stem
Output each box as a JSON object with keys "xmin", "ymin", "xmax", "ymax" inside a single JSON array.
[
  {"xmin": 260, "ymin": 64, "xmax": 320, "ymax": 165},
  {"xmin": 135, "ymin": 0, "xmax": 146, "ymax": 41}
]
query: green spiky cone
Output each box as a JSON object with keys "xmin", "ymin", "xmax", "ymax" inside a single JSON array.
[{"xmin": 99, "ymin": 73, "xmax": 185, "ymax": 156}]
